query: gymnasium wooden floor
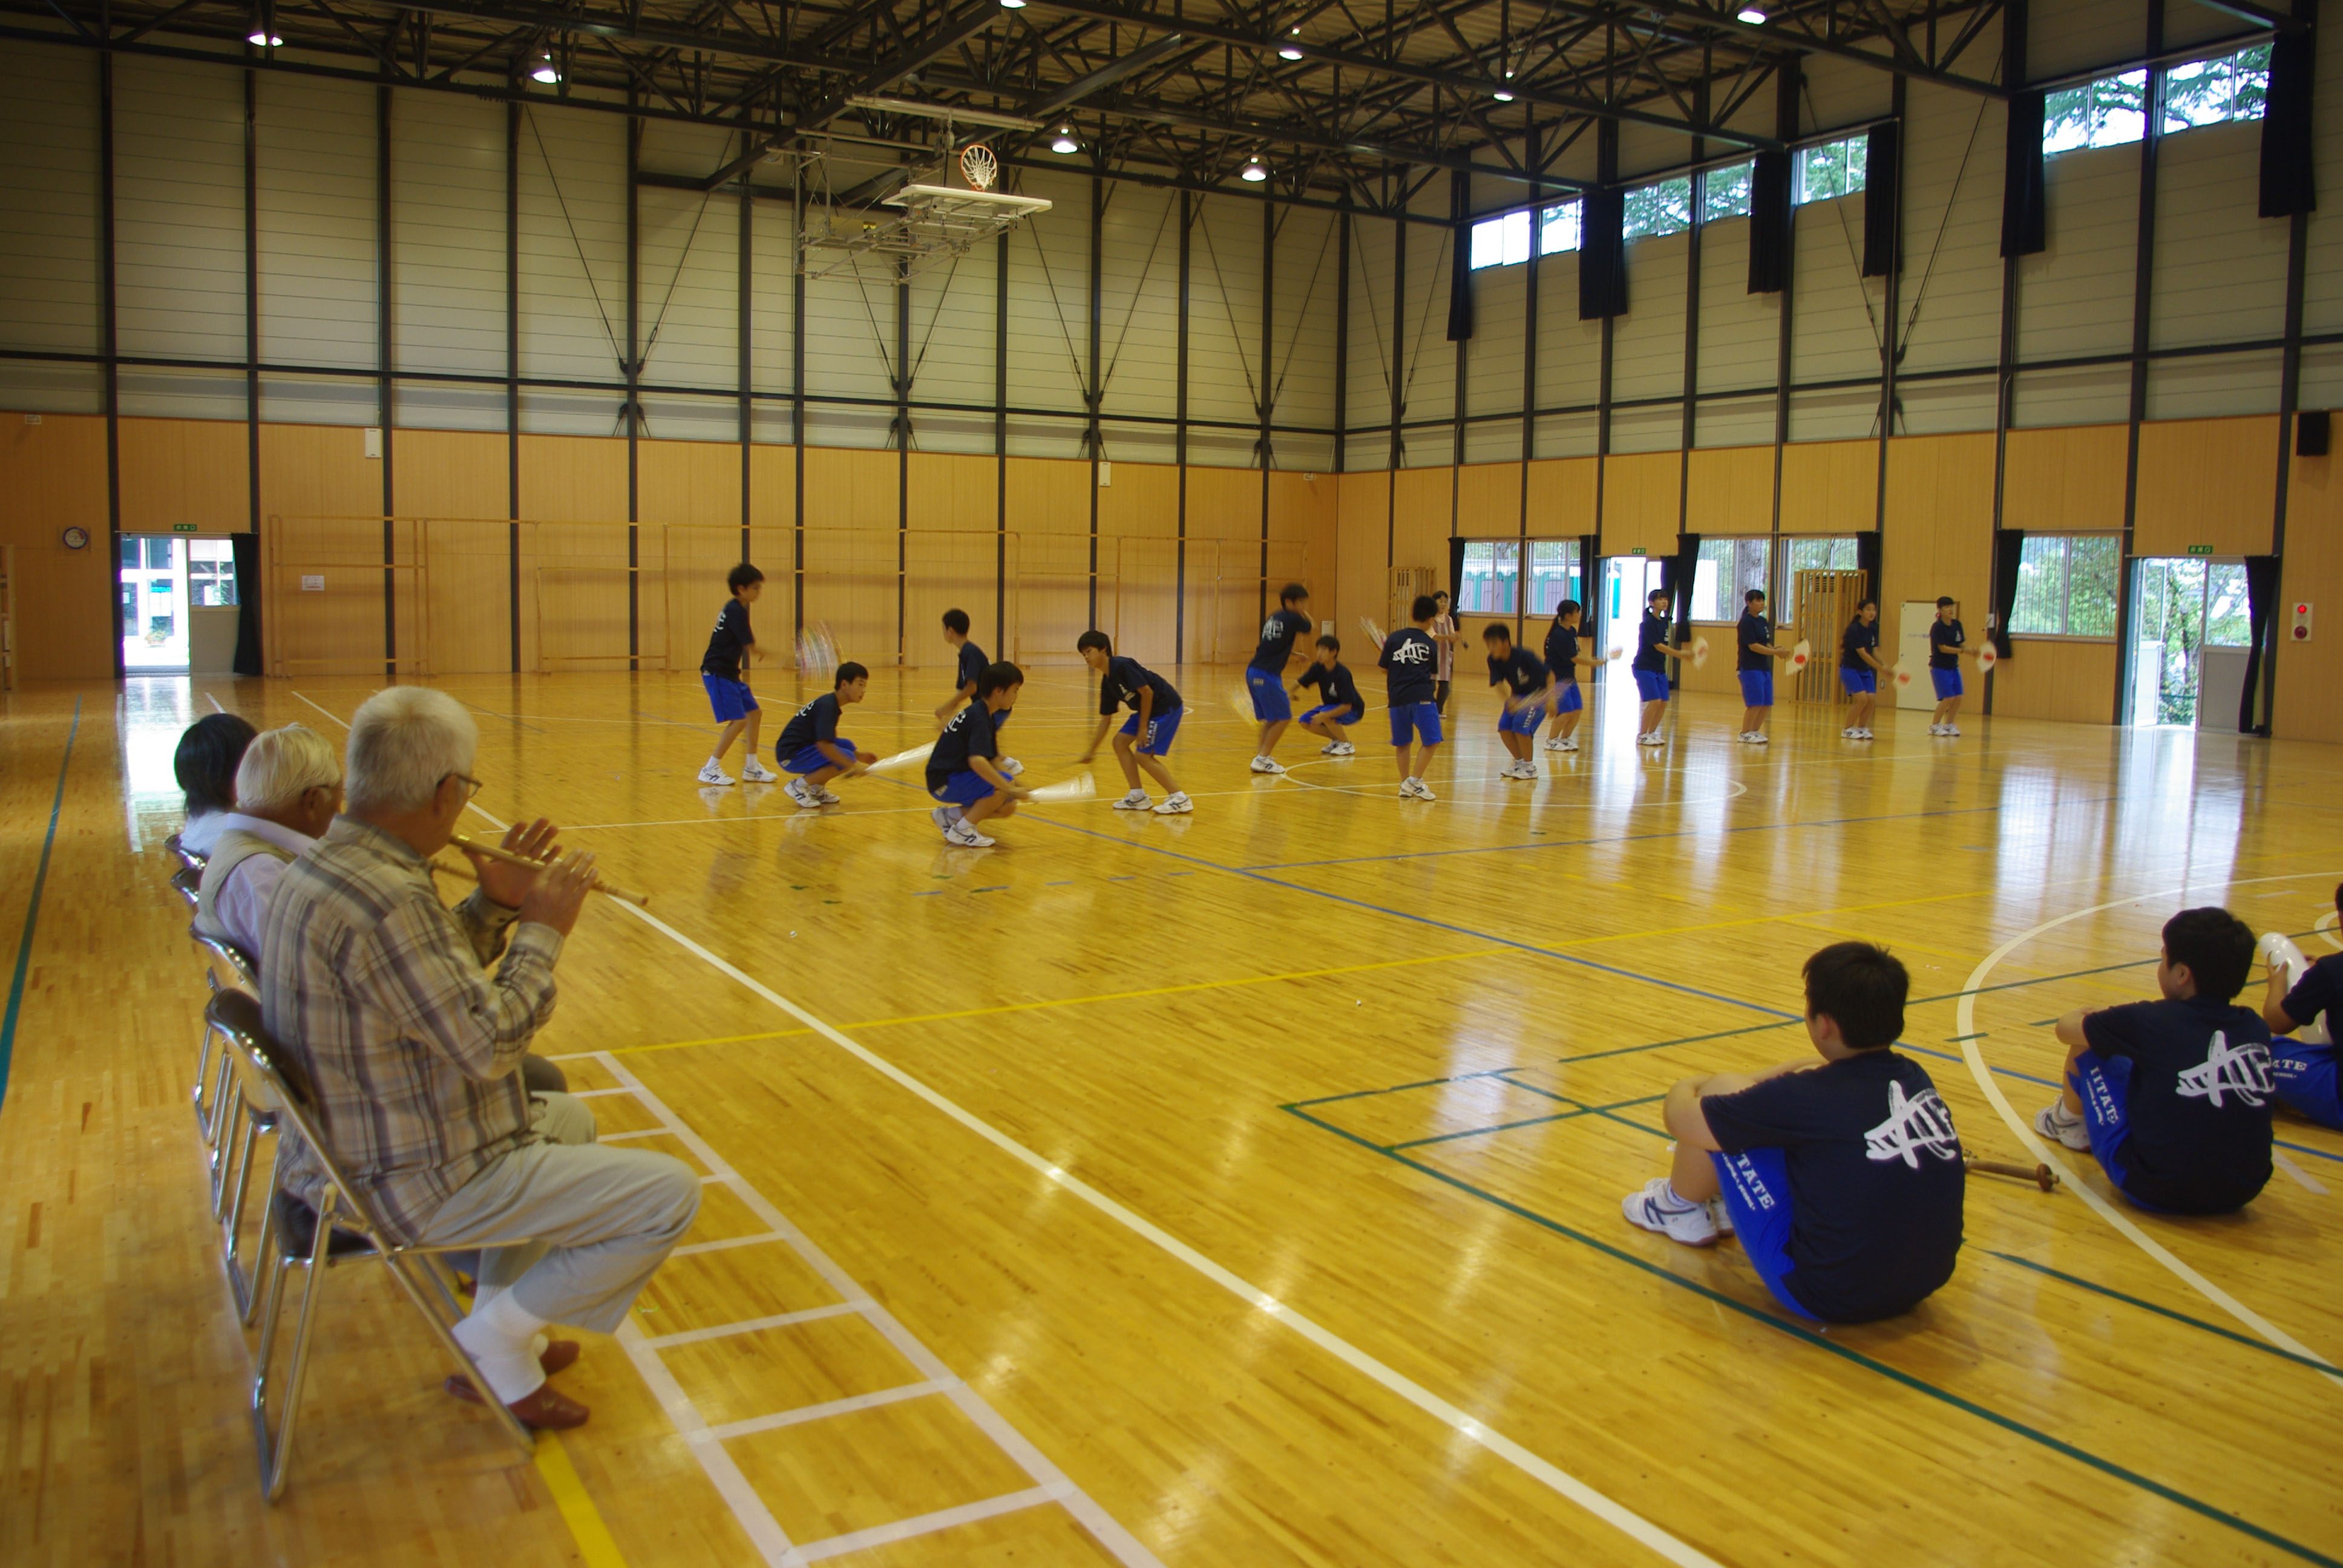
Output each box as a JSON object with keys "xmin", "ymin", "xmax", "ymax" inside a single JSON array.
[{"xmin": 5, "ymin": 660, "xmax": 2340, "ymax": 1567}]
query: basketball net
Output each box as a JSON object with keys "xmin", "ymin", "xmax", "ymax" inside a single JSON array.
[{"xmin": 959, "ymin": 143, "xmax": 998, "ymax": 191}]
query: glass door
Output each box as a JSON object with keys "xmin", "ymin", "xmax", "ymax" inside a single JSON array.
[
  {"xmin": 119, "ymin": 534, "xmax": 190, "ymax": 672},
  {"xmin": 1601, "ymin": 555, "xmax": 1666, "ymax": 697},
  {"xmin": 2127, "ymin": 558, "xmax": 2251, "ymax": 727}
]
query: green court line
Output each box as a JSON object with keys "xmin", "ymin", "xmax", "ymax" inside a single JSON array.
[
  {"xmin": 0, "ymin": 698, "xmax": 79, "ymax": 1115},
  {"xmin": 1988, "ymin": 1252, "xmax": 2343, "ymax": 1377},
  {"xmin": 1389, "ymin": 1109, "xmax": 1588, "ymax": 1151},
  {"xmin": 1280, "ymin": 1102, "xmax": 2341, "ymax": 1568}
]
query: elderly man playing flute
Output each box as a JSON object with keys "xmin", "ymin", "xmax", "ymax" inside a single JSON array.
[{"xmin": 262, "ymin": 686, "xmax": 698, "ymax": 1430}]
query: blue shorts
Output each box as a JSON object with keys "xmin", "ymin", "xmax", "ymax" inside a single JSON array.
[
  {"xmin": 1841, "ymin": 668, "xmax": 1877, "ymax": 695},
  {"xmin": 1300, "ymin": 702, "xmax": 1365, "ymax": 728},
  {"xmin": 1118, "ymin": 708, "xmax": 1181, "ymax": 756},
  {"xmin": 2273, "ymin": 1040, "xmax": 2343, "ymax": 1131},
  {"xmin": 2069, "ymin": 1050, "xmax": 2164, "ymax": 1209},
  {"xmin": 1497, "ymin": 702, "xmax": 1543, "ymax": 736},
  {"xmin": 1738, "ymin": 670, "xmax": 1774, "ymax": 708},
  {"xmin": 1245, "ymin": 668, "xmax": 1292, "ymax": 722},
  {"xmin": 1555, "ymin": 684, "xmax": 1582, "ymax": 714},
  {"xmin": 1709, "ymin": 1148, "xmax": 1820, "ymax": 1321},
  {"xmin": 783, "ymin": 736, "xmax": 856, "ymax": 776},
  {"xmin": 1930, "ymin": 667, "xmax": 1963, "ymax": 699},
  {"xmin": 1633, "ymin": 668, "xmax": 1670, "ymax": 703},
  {"xmin": 703, "ymin": 673, "xmax": 758, "ymax": 722},
  {"xmin": 1388, "ymin": 701, "xmax": 1442, "ymax": 747},
  {"xmin": 929, "ymin": 769, "xmax": 998, "ymax": 807}
]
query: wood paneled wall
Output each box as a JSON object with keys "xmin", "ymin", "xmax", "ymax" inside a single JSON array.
[
  {"xmin": 1777, "ymin": 440, "xmax": 1876, "ymax": 535},
  {"xmin": 2275, "ymin": 448, "xmax": 2343, "ymax": 744},
  {"xmin": 1882, "ymin": 433, "xmax": 1995, "ymax": 621},
  {"xmin": 0, "ymin": 414, "xmax": 111, "ymax": 681},
  {"xmin": 120, "ymin": 417, "xmax": 248, "ymax": 534},
  {"xmin": 2002, "ymin": 425, "xmax": 2129, "ymax": 534},
  {"xmin": 1989, "ymin": 637, "xmax": 2123, "ymax": 724},
  {"xmin": 1685, "ymin": 445, "xmax": 1772, "ymax": 537},
  {"xmin": 2131, "ymin": 416, "xmax": 2279, "ymax": 558}
]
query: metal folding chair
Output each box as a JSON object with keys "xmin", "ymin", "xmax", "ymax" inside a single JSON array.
[
  {"xmin": 202, "ymin": 991, "xmax": 538, "ymax": 1501},
  {"xmin": 165, "ymin": 831, "xmax": 205, "ymax": 872},
  {"xmin": 170, "ymin": 864, "xmax": 200, "ymax": 909},
  {"xmin": 189, "ymin": 927, "xmax": 255, "ymax": 1174},
  {"xmin": 192, "ymin": 928, "xmax": 277, "ymax": 1321}
]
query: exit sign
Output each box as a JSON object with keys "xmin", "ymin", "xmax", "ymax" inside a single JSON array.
[
  {"xmin": 171, "ymin": 523, "xmax": 198, "ymax": 533},
  {"xmin": 2185, "ymin": 544, "xmax": 2213, "ymax": 555},
  {"xmin": 1630, "ymin": 547, "xmax": 1648, "ymax": 556}
]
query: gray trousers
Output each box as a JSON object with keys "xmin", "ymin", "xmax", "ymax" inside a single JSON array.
[{"xmin": 416, "ymin": 1091, "xmax": 701, "ymax": 1335}]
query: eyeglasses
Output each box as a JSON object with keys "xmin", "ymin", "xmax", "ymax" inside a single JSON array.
[{"xmin": 445, "ymin": 773, "xmax": 485, "ymax": 800}]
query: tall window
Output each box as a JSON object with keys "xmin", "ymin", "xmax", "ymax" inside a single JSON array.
[
  {"xmin": 1692, "ymin": 538, "xmax": 1772, "ymax": 621},
  {"xmin": 1458, "ymin": 541, "xmax": 1521, "ymax": 613},
  {"xmin": 1624, "ymin": 176, "xmax": 1694, "ymax": 240},
  {"xmin": 2011, "ymin": 535, "xmax": 2120, "ymax": 637},
  {"xmin": 1540, "ymin": 201, "xmax": 1582, "ymax": 253},
  {"xmin": 2162, "ymin": 44, "xmax": 2270, "ymax": 132},
  {"xmin": 2045, "ymin": 70, "xmax": 2149, "ymax": 152},
  {"xmin": 1468, "ymin": 209, "xmax": 1532, "ymax": 270},
  {"xmin": 1780, "ymin": 535, "xmax": 1861, "ymax": 583},
  {"xmin": 1527, "ymin": 541, "xmax": 1584, "ymax": 617},
  {"xmin": 1794, "ymin": 136, "xmax": 1867, "ymax": 204},
  {"xmin": 2046, "ymin": 44, "xmax": 2268, "ymax": 157},
  {"xmin": 1702, "ymin": 162, "xmax": 1754, "ymax": 221}
]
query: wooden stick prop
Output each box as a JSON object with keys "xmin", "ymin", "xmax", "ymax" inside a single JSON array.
[
  {"xmin": 1023, "ymin": 774, "xmax": 1098, "ymax": 803},
  {"xmin": 1965, "ymin": 1154, "xmax": 2057, "ymax": 1191},
  {"xmin": 439, "ymin": 833, "xmax": 652, "ymax": 907}
]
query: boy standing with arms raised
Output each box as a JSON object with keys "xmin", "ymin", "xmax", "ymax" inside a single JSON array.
[
  {"xmin": 1380, "ymin": 594, "xmax": 1443, "ymax": 800},
  {"xmin": 1245, "ymin": 583, "xmax": 1316, "ymax": 775},
  {"xmin": 698, "ymin": 564, "xmax": 779, "ymax": 786}
]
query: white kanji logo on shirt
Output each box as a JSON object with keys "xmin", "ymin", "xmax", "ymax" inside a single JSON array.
[
  {"xmin": 1388, "ymin": 639, "xmax": 1432, "ymax": 665},
  {"xmin": 2174, "ymin": 1031, "xmax": 2275, "ymax": 1108},
  {"xmin": 1864, "ymin": 1082, "xmax": 1962, "ymax": 1168}
]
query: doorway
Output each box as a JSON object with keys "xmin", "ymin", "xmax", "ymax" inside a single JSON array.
[
  {"xmin": 119, "ymin": 534, "xmax": 239, "ymax": 675},
  {"xmin": 1601, "ymin": 556, "xmax": 1666, "ymax": 697},
  {"xmin": 2126, "ymin": 557, "xmax": 2252, "ymax": 728}
]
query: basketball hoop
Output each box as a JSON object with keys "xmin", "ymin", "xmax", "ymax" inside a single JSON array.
[{"xmin": 960, "ymin": 143, "xmax": 999, "ymax": 191}]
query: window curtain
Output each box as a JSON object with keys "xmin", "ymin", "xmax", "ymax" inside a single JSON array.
[
  {"xmin": 1863, "ymin": 122, "xmax": 1901, "ymax": 276},
  {"xmin": 2259, "ymin": 28, "xmax": 2316, "ymax": 219},
  {"xmin": 1670, "ymin": 532, "xmax": 1702, "ymax": 681},
  {"xmin": 1579, "ymin": 532, "xmax": 1603, "ymax": 644},
  {"xmin": 1749, "ymin": 152, "xmax": 1792, "ymax": 293},
  {"xmin": 2240, "ymin": 554, "xmax": 2281, "ymax": 733},
  {"xmin": 1447, "ymin": 169, "xmax": 1475, "ymax": 341},
  {"xmin": 231, "ymin": 530, "xmax": 263, "ymax": 677},
  {"xmin": 1578, "ymin": 189, "xmax": 1628, "ymax": 319},
  {"xmin": 1989, "ymin": 529, "xmax": 2025, "ymax": 658},
  {"xmin": 2002, "ymin": 91, "xmax": 2048, "ymax": 257},
  {"xmin": 1855, "ymin": 529, "xmax": 1883, "ymax": 604}
]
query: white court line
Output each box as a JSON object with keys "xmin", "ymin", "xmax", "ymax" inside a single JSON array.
[
  {"xmin": 672, "ymin": 1231, "xmax": 787, "ymax": 1256},
  {"xmin": 702, "ymin": 1380, "xmax": 954, "ymax": 1441},
  {"xmin": 639, "ymin": 1301, "xmax": 863, "ymax": 1351},
  {"xmin": 794, "ymin": 1488, "xmax": 1058, "ymax": 1563},
  {"xmin": 1954, "ymin": 873, "xmax": 2343, "ymax": 1392},
  {"xmin": 2274, "ymin": 1151, "xmax": 2330, "ymax": 1195},
  {"xmin": 602, "ymin": 897, "xmax": 1723, "ymax": 1568}
]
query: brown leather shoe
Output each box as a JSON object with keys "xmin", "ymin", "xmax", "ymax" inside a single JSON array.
[{"xmin": 444, "ymin": 1374, "xmax": 591, "ymax": 1429}]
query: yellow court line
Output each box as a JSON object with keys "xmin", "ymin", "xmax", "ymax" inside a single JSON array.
[
  {"xmin": 611, "ymin": 946, "xmax": 1508, "ymax": 1056},
  {"xmin": 533, "ymin": 1429, "xmax": 630, "ymax": 1567}
]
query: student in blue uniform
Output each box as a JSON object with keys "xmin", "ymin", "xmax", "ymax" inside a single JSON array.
[
  {"xmin": 937, "ymin": 607, "xmax": 1020, "ymax": 781},
  {"xmin": 1632, "ymin": 589, "xmax": 1688, "ymax": 748},
  {"xmin": 1295, "ymin": 635, "xmax": 1366, "ymax": 757},
  {"xmin": 1623, "ymin": 942, "xmax": 1965, "ymax": 1324},
  {"xmin": 1839, "ymin": 599, "xmax": 1886, "ymax": 740},
  {"xmin": 926, "ymin": 662, "xmax": 1029, "ymax": 848},
  {"xmin": 773, "ymin": 662, "xmax": 879, "ymax": 810},
  {"xmin": 1245, "ymin": 583, "xmax": 1316, "ymax": 776},
  {"xmin": 2036, "ymin": 907, "xmax": 2276, "ymax": 1214},
  {"xmin": 1380, "ymin": 594, "xmax": 1443, "ymax": 801},
  {"xmin": 1735, "ymin": 589, "xmax": 1794, "ymax": 744},
  {"xmin": 698, "ymin": 563, "xmax": 778, "ymax": 786},
  {"xmin": 1541, "ymin": 601, "xmax": 1604, "ymax": 753},
  {"xmin": 1076, "ymin": 632, "xmax": 1193, "ymax": 815},
  {"xmin": 1483, "ymin": 623, "xmax": 1555, "ymax": 781},
  {"xmin": 1926, "ymin": 597, "xmax": 1976, "ymax": 737},
  {"xmin": 2259, "ymin": 886, "xmax": 2343, "ymax": 1131}
]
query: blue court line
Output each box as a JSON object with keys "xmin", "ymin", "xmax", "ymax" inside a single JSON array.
[
  {"xmin": 1, "ymin": 698, "xmax": 80, "ymax": 1115},
  {"xmin": 2278, "ymin": 1137, "xmax": 2343, "ymax": 1165},
  {"xmin": 1280, "ymin": 1100, "xmax": 2340, "ymax": 1567},
  {"xmin": 1988, "ymin": 1251, "xmax": 2343, "ymax": 1377}
]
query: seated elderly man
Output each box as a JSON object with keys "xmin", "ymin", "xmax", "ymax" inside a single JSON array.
[
  {"xmin": 263, "ymin": 687, "xmax": 698, "ymax": 1429},
  {"xmin": 192, "ymin": 724, "xmax": 342, "ymax": 959}
]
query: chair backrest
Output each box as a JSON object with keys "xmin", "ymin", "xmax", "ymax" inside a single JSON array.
[
  {"xmin": 189, "ymin": 924, "xmax": 258, "ymax": 993},
  {"xmin": 201, "ymin": 990, "xmax": 382, "ymax": 1233},
  {"xmin": 170, "ymin": 866, "xmax": 201, "ymax": 910},
  {"xmin": 165, "ymin": 832, "xmax": 205, "ymax": 872}
]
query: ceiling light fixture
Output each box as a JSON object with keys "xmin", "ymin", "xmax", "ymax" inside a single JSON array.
[
  {"xmin": 1050, "ymin": 126, "xmax": 1080, "ymax": 153},
  {"xmin": 531, "ymin": 51, "xmax": 562, "ymax": 82},
  {"xmin": 247, "ymin": 2, "xmax": 281, "ymax": 45},
  {"xmin": 1277, "ymin": 43, "xmax": 1303, "ymax": 59},
  {"xmin": 249, "ymin": 26, "xmax": 283, "ymax": 44},
  {"xmin": 1493, "ymin": 89, "xmax": 1515, "ymax": 101},
  {"xmin": 1735, "ymin": 5, "xmax": 1768, "ymax": 21},
  {"xmin": 999, "ymin": 0, "xmax": 1027, "ymax": 9},
  {"xmin": 1240, "ymin": 156, "xmax": 1268, "ymax": 182}
]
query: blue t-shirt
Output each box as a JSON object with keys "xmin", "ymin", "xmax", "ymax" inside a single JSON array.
[
  {"xmin": 1250, "ymin": 608, "xmax": 1314, "ymax": 673},
  {"xmin": 2082, "ymin": 996, "xmax": 2275, "ymax": 1213},
  {"xmin": 1486, "ymin": 647, "xmax": 1549, "ymax": 699},
  {"xmin": 1544, "ymin": 622, "xmax": 1581, "ymax": 681},
  {"xmin": 1840, "ymin": 618, "xmax": 1879, "ymax": 671},
  {"xmin": 1632, "ymin": 610, "xmax": 1671, "ymax": 674},
  {"xmin": 2279, "ymin": 952, "xmax": 2343, "ymax": 1033},
  {"xmin": 1098, "ymin": 655, "xmax": 1181, "ymax": 719},
  {"xmin": 926, "ymin": 700, "xmax": 998, "ymax": 787},
  {"xmin": 775, "ymin": 693, "xmax": 841, "ymax": 756},
  {"xmin": 701, "ymin": 598, "xmax": 753, "ymax": 679},
  {"xmin": 1379, "ymin": 627, "xmax": 1438, "ymax": 705},
  {"xmin": 1297, "ymin": 660, "xmax": 1362, "ymax": 713},
  {"xmin": 1700, "ymin": 1051, "xmax": 1966, "ymax": 1323},
  {"xmin": 1927, "ymin": 619, "xmax": 1964, "ymax": 670},
  {"xmin": 954, "ymin": 639, "xmax": 988, "ymax": 693},
  {"xmin": 1737, "ymin": 610, "xmax": 1773, "ymax": 673}
]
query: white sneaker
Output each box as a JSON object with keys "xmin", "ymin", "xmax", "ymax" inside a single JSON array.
[
  {"xmin": 1637, "ymin": 732, "xmax": 1665, "ymax": 747},
  {"xmin": 1332, "ymin": 741, "xmax": 1355, "ymax": 757},
  {"xmin": 944, "ymin": 820, "xmax": 995, "ymax": 848},
  {"xmin": 1510, "ymin": 760, "xmax": 1538, "ymax": 780},
  {"xmin": 1621, "ymin": 1179, "xmax": 1719, "ymax": 1247},
  {"xmin": 1945, "ymin": 725, "xmax": 1961, "ymax": 736},
  {"xmin": 1113, "ymin": 789, "xmax": 1153, "ymax": 811},
  {"xmin": 929, "ymin": 806, "xmax": 954, "ymax": 833},
  {"xmin": 1321, "ymin": 742, "xmax": 1342, "ymax": 755},
  {"xmin": 1250, "ymin": 756, "xmax": 1287, "ymax": 774},
  {"xmin": 1841, "ymin": 727, "xmax": 1858, "ymax": 739},
  {"xmin": 1544, "ymin": 736, "xmax": 1566, "ymax": 751},
  {"xmin": 1403, "ymin": 777, "xmax": 1436, "ymax": 800},
  {"xmin": 784, "ymin": 779, "xmax": 821, "ymax": 809},
  {"xmin": 1858, "ymin": 728, "xmax": 1875, "ymax": 740},
  {"xmin": 696, "ymin": 762, "xmax": 736, "ymax": 786},
  {"xmin": 1708, "ymin": 1198, "xmax": 1735, "ymax": 1236},
  {"xmin": 813, "ymin": 785, "xmax": 842, "ymax": 805},
  {"xmin": 741, "ymin": 757, "xmax": 778, "ymax": 783},
  {"xmin": 1749, "ymin": 731, "xmax": 1768, "ymax": 744},
  {"xmin": 1153, "ymin": 792, "xmax": 1193, "ymax": 815},
  {"xmin": 997, "ymin": 756, "xmax": 1023, "ymax": 779},
  {"xmin": 1560, "ymin": 737, "xmax": 1579, "ymax": 752},
  {"xmin": 2034, "ymin": 1101, "xmax": 2093, "ymax": 1151}
]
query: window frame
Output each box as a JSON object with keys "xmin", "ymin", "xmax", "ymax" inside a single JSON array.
[{"xmin": 2008, "ymin": 533, "xmax": 2123, "ymax": 642}]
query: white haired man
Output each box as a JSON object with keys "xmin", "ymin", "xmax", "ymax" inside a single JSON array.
[
  {"xmin": 192, "ymin": 723, "xmax": 342, "ymax": 960},
  {"xmin": 262, "ymin": 687, "xmax": 699, "ymax": 1429}
]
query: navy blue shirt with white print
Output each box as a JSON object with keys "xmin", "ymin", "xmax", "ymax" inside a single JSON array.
[
  {"xmin": 775, "ymin": 693, "xmax": 842, "ymax": 756},
  {"xmin": 1633, "ymin": 610, "xmax": 1671, "ymax": 673},
  {"xmin": 1927, "ymin": 618, "xmax": 1965, "ymax": 670},
  {"xmin": 1250, "ymin": 608, "xmax": 1314, "ymax": 673},
  {"xmin": 2280, "ymin": 952, "xmax": 2343, "ymax": 1034},
  {"xmin": 926, "ymin": 700, "xmax": 998, "ymax": 789},
  {"xmin": 702, "ymin": 598, "xmax": 753, "ymax": 680},
  {"xmin": 1379, "ymin": 627, "xmax": 1438, "ymax": 705},
  {"xmin": 1700, "ymin": 1051, "xmax": 1966, "ymax": 1323},
  {"xmin": 1097, "ymin": 655, "xmax": 1181, "ymax": 719},
  {"xmin": 1544, "ymin": 621, "xmax": 1581, "ymax": 681},
  {"xmin": 1841, "ymin": 618, "xmax": 1880, "ymax": 671},
  {"xmin": 1737, "ymin": 610, "xmax": 1773, "ymax": 673},
  {"xmin": 1486, "ymin": 647, "xmax": 1550, "ymax": 699},
  {"xmin": 954, "ymin": 639, "xmax": 988, "ymax": 693},
  {"xmin": 1297, "ymin": 660, "xmax": 1363, "ymax": 714},
  {"xmin": 2082, "ymin": 996, "xmax": 2275, "ymax": 1214}
]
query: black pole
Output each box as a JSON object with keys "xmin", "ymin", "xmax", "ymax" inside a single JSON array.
[
  {"xmin": 738, "ymin": 144, "xmax": 752, "ymax": 563},
  {"xmin": 506, "ymin": 98, "xmax": 521, "ymax": 673},
  {"xmin": 1175, "ymin": 191, "xmax": 1191, "ymax": 662},
  {"xmin": 101, "ymin": 51, "xmax": 121, "ymax": 679},
  {"xmin": 624, "ymin": 99, "xmax": 640, "ymax": 670},
  {"xmin": 376, "ymin": 81, "xmax": 395, "ymax": 679}
]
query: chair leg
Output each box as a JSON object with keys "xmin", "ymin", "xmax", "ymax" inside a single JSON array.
[
  {"xmin": 211, "ymin": 1089, "xmax": 251, "ymax": 1221},
  {"xmin": 192, "ymin": 1017, "xmax": 215, "ymax": 1132},
  {"xmin": 222, "ymin": 1112, "xmax": 272, "ymax": 1320},
  {"xmin": 234, "ymin": 1131, "xmax": 284, "ymax": 1328},
  {"xmin": 379, "ymin": 1254, "xmax": 536, "ymax": 1456},
  {"xmin": 257, "ymin": 1217, "xmax": 336, "ymax": 1501},
  {"xmin": 199, "ymin": 1029, "xmax": 237, "ymax": 1165}
]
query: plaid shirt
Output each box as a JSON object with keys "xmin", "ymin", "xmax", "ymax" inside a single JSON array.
[{"xmin": 261, "ymin": 817, "xmax": 565, "ymax": 1243}]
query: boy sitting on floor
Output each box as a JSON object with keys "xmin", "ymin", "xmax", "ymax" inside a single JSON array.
[
  {"xmin": 2257, "ymin": 885, "xmax": 2343, "ymax": 1132},
  {"xmin": 1624, "ymin": 942, "xmax": 1965, "ymax": 1324},
  {"xmin": 2037, "ymin": 906, "xmax": 2276, "ymax": 1213}
]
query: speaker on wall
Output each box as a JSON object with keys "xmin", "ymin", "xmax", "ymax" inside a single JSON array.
[{"xmin": 2299, "ymin": 410, "xmax": 2331, "ymax": 457}]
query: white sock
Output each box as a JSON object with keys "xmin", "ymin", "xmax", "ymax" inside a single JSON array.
[
  {"xmin": 1658, "ymin": 1180, "xmax": 1698, "ymax": 1210},
  {"xmin": 707, "ymin": 754, "xmax": 723, "ymax": 768},
  {"xmin": 453, "ymin": 1286, "xmax": 550, "ymax": 1403}
]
